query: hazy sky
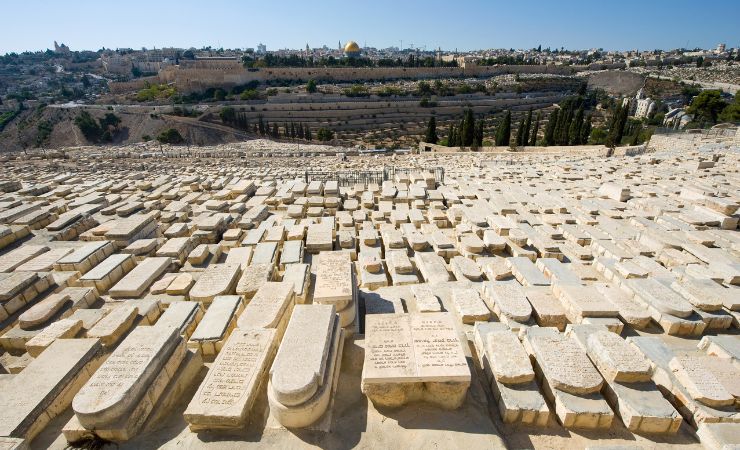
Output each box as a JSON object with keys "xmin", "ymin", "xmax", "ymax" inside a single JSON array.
[{"xmin": 2, "ymin": 0, "xmax": 738, "ymax": 54}]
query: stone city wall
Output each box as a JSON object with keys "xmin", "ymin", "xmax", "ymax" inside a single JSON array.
[{"xmin": 152, "ymin": 63, "xmax": 585, "ymax": 93}]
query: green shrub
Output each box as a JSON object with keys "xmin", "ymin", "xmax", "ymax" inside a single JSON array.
[{"xmin": 156, "ymin": 128, "xmax": 184, "ymax": 144}]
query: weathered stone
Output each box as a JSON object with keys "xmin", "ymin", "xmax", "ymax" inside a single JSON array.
[
  {"xmin": 108, "ymin": 256, "xmax": 171, "ymax": 298},
  {"xmin": 268, "ymin": 304, "xmax": 343, "ymax": 428},
  {"xmin": 18, "ymin": 293, "xmax": 71, "ymax": 330},
  {"xmin": 0, "ymin": 245, "xmax": 49, "ymax": 273},
  {"xmin": 473, "ymin": 322, "xmax": 550, "ymax": 425},
  {"xmin": 362, "ymin": 313, "xmax": 470, "ymax": 409},
  {"xmin": 237, "ymin": 281, "xmax": 294, "ymax": 331},
  {"xmin": 524, "ymin": 330, "xmax": 604, "ymax": 395},
  {"xmin": 86, "ymin": 304, "xmax": 139, "ymax": 347},
  {"xmin": 155, "ymin": 301, "xmax": 203, "ymax": 339},
  {"xmin": 451, "ymin": 288, "xmax": 490, "ymax": 324},
  {"xmin": 410, "ymin": 284, "xmax": 441, "ymax": 312},
  {"xmin": 669, "ymin": 356, "xmax": 735, "ymax": 407},
  {"xmin": 235, "ymin": 263, "xmax": 274, "ymax": 300},
  {"xmin": 414, "ymin": 252, "xmax": 451, "ymax": 283},
  {"xmin": 184, "ymin": 328, "xmax": 277, "ymax": 430},
  {"xmin": 626, "ymin": 278, "xmax": 694, "ymax": 318},
  {"xmin": 25, "ymin": 318, "xmax": 83, "ymax": 357},
  {"xmin": 72, "ymin": 326, "xmax": 182, "ymax": 430},
  {"xmin": 189, "ymin": 263, "xmax": 241, "ymax": 303},
  {"xmin": 0, "ymin": 339, "xmax": 102, "ymax": 441},
  {"xmin": 481, "ymin": 281, "xmax": 532, "ymax": 322},
  {"xmin": 187, "ymin": 295, "xmax": 243, "ymax": 358}
]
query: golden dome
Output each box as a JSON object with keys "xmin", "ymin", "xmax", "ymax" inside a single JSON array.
[{"xmin": 344, "ymin": 41, "xmax": 360, "ymax": 53}]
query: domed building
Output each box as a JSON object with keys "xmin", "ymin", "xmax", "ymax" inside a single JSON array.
[{"xmin": 344, "ymin": 41, "xmax": 361, "ymax": 58}]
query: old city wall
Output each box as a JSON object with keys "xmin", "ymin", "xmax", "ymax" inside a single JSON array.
[
  {"xmin": 151, "ymin": 62, "xmax": 587, "ymax": 93},
  {"xmin": 110, "ymin": 60, "xmax": 629, "ymax": 94}
]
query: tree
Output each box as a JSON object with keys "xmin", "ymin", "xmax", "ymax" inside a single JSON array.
[
  {"xmin": 580, "ymin": 115, "xmax": 592, "ymax": 146},
  {"xmin": 568, "ymin": 107, "xmax": 584, "ymax": 145},
  {"xmin": 316, "ymin": 128, "xmax": 334, "ymax": 141},
  {"xmin": 543, "ymin": 110, "xmax": 558, "ymax": 146},
  {"xmin": 522, "ymin": 110, "xmax": 532, "ymax": 146},
  {"xmin": 495, "ymin": 110, "xmax": 511, "ymax": 146},
  {"xmin": 99, "ymin": 112, "xmax": 121, "ymax": 130},
  {"xmin": 156, "ymin": 128, "xmax": 184, "ymax": 144},
  {"xmin": 461, "ymin": 109, "xmax": 475, "ymax": 147},
  {"xmin": 424, "ymin": 116, "xmax": 438, "ymax": 144},
  {"xmin": 219, "ymin": 107, "xmax": 236, "ymax": 124},
  {"xmin": 456, "ymin": 119, "xmax": 464, "ymax": 147},
  {"xmin": 718, "ymin": 90, "xmax": 740, "ymax": 122},
  {"xmin": 606, "ymin": 103, "xmax": 628, "ymax": 147},
  {"xmin": 695, "ymin": 56, "xmax": 704, "ymax": 68},
  {"xmin": 475, "ymin": 121, "xmax": 484, "ymax": 147},
  {"xmin": 74, "ymin": 110, "xmax": 102, "ymax": 142},
  {"xmin": 271, "ymin": 123, "xmax": 279, "ymax": 138},
  {"xmin": 258, "ymin": 116, "xmax": 265, "ymax": 135},
  {"xmin": 687, "ymin": 90, "xmax": 728, "ymax": 125},
  {"xmin": 515, "ymin": 118, "xmax": 526, "ymax": 146},
  {"xmin": 306, "ymin": 79, "xmax": 317, "ymax": 93},
  {"xmin": 529, "ymin": 112, "xmax": 540, "ymax": 146},
  {"xmin": 447, "ymin": 124, "xmax": 456, "ymax": 147},
  {"xmin": 305, "ymin": 126, "xmax": 312, "ymax": 141}
]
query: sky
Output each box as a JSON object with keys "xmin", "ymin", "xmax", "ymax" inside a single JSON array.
[{"xmin": 1, "ymin": 0, "xmax": 739, "ymax": 54}]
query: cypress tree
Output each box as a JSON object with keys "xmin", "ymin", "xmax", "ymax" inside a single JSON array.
[
  {"xmin": 580, "ymin": 115, "xmax": 592, "ymax": 144},
  {"xmin": 629, "ymin": 124, "xmax": 641, "ymax": 146},
  {"xmin": 543, "ymin": 109, "xmax": 558, "ymax": 146},
  {"xmin": 447, "ymin": 124, "xmax": 456, "ymax": 147},
  {"xmin": 522, "ymin": 110, "xmax": 532, "ymax": 145},
  {"xmin": 305, "ymin": 126, "xmax": 312, "ymax": 141},
  {"xmin": 495, "ymin": 110, "xmax": 511, "ymax": 146},
  {"xmin": 258, "ymin": 116, "xmax": 265, "ymax": 135},
  {"xmin": 456, "ymin": 119, "xmax": 464, "ymax": 147},
  {"xmin": 290, "ymin": 123, "xmax": 296, "ymax": 139},
  {"xmin": 461, "ymin": 109, "xmax": 475, "ymax": 147},
  {"xmin": 272, "ymin": 123, "xmax": 279, "ymax": 138},
  {"xmin": 424, "ymin": 116, "xmax": 438, "ymax": 144},
  {"xmin": 558, "ymin": 103, "xmax": 574, "ymax": 145},
  {"xmin": 606, "ymin": 103, "xmax": 628, "ymax": 147},
  {"xmin": 529, "ymin": 112, "xmax": 541, "ymax": 146},
  {"xmin": 475, "ymin": 121, "xmax": 484, "ymax": 147},
  {"xmin": 569, "ymin": 107, "xmax": 584, "ymax": 145},
  {"xmin": 515, "ymin": 118, "xmax": 526, "ymax": 146}
]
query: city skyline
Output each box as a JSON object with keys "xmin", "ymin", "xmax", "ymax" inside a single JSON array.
[{"xmin": 1, "ymin": 0, "xmax": 739, "ymax": 54}]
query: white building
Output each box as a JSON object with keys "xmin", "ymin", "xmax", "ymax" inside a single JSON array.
[{"xmin": 623, "ymin": 88, "xmax": 656, "ymax": 119}]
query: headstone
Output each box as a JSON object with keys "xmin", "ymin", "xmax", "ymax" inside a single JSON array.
[
  {"xmin": 313, "ymin": 251, "xmax": 356, "ymax": 328},
  {"xmin": 451, "ymin": 288, "xmax": 490, "ymax": 324},
  {"xmin": 0, "ymin": 339, "xmax": 102, "ymax": 441},
  {"xmin": 235, "ymin": 263, "xmax": 274, "ymax": 300},
  {"xmin": 410, "ymin": 284, "xmax": 442, "ymax": 312},
  {"xmin": 108, "ymin": 257, "xmax": 171, "ymax": 298},
  {"xmin": 86, "ymin": 304, "xmax": 139, "ymax": 347},
  {"xmin": 669, "ymin": 356, "xmax": 735, "ymax": 407},
  {"xmin": 72, "ymin": 326, "xmax": 184, "ymax": 439},
  {"xmin": 481, "ymin": 281, "xmax": 532, "ymax": 323},
  {"xmin": 188, "ymin": 295, "xmax": 242, "ymax": 357},
  {"xmin": 189, "ymin": 264, "xmax": 241, "ymax": 304},
  {"xmin": 184, "ymin": 328, "xmax": 277, "ymax": 430},
  {"xmin": 361, "ymin": 313, "xmax": 470, "ymax": 409},
  {"xmin": 268, "ymin": 304, "xmax": 343, "ymax": 428},
  {"xmin": 236, "ymin": 282, "xmax": 294, "ymax": 332},
  {"xmin": 524, "ymin": 331, "xmax": 603, "ymax": 395}
]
